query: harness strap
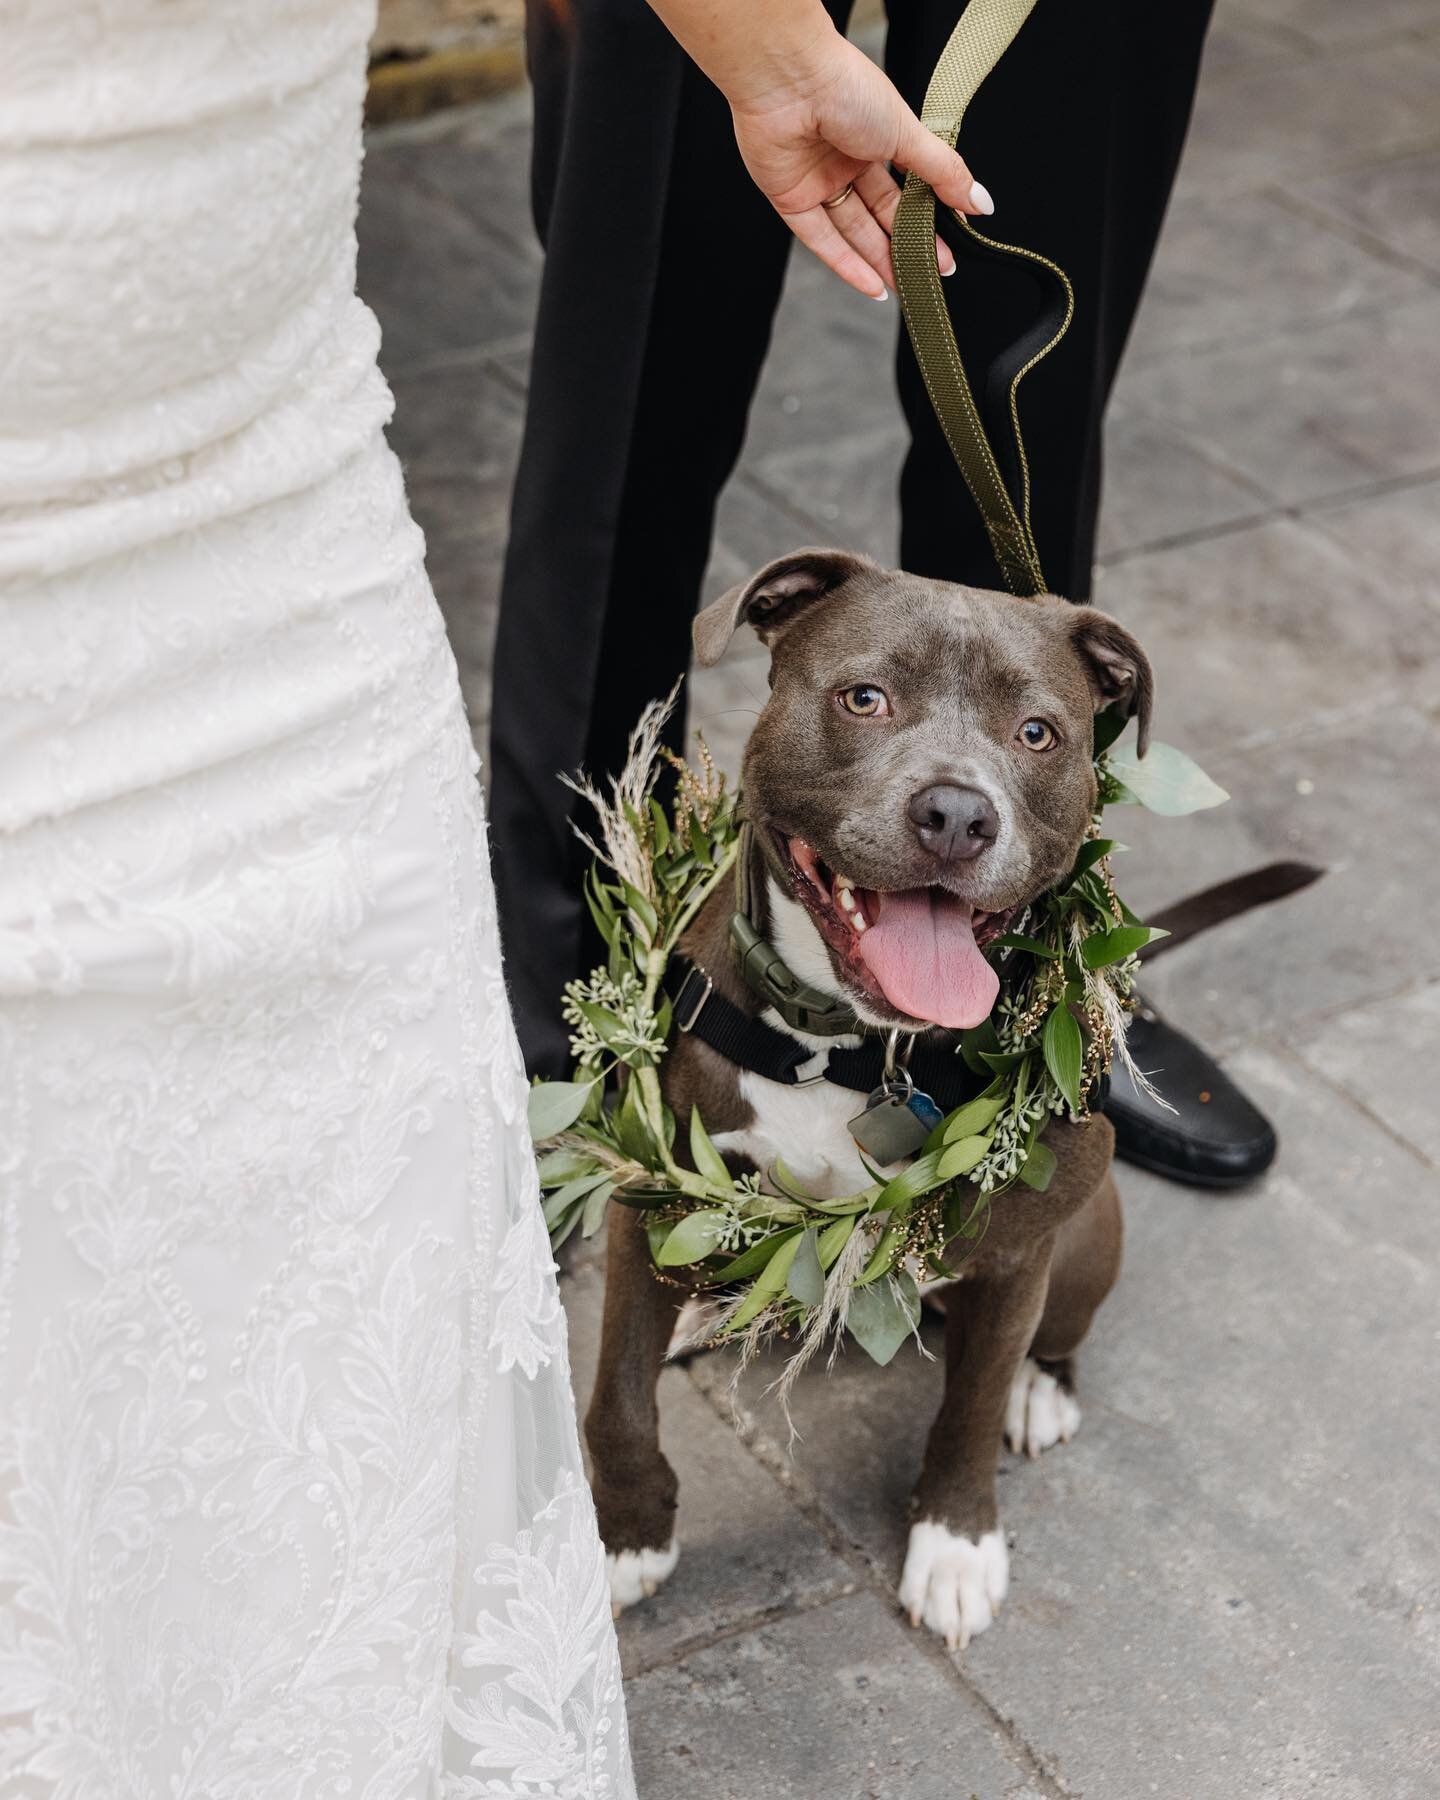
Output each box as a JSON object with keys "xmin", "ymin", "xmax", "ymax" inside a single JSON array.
[{"xmin": 890, "ymin": 0, "xmax": 1072, "ymax": 599}]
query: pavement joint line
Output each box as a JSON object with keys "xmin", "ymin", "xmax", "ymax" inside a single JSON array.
[
  {"xmin": 733, "ymin": 465, "xmax": 840, "ymax": 543},
  {"xmin": 380, "ymin": 335, "xmax": 535, "ymax": 382},
  {"xmin": 1286, "ymin": 23, "xmax": 1440, "ymax": 58},
  {"xmin": 1173, "ymin": 126, "xmax": 1440, "ymax": 212},
  {"xmin": 406, "ymin": 163, "xmax": 540, "ymax": 267},
  {"xmin": 619, "ymin": 1580, "xmax": 858, "ymax": 1680},
  {"xmin": 1107, "ymin": 400, "xmax": 1278, "ymax": 503},
  {"xmin": 681, "ymin": 1361, "xmax": 1071, "ymax": 1798},
  {"xmin": 1269, "ymin": 1035, "xmax": 1440, "ymax": 1176},
  {"xmin": 1266, "ymin": 183, "xmax": 1440, "ymax": 290},
  {"xmin": 1188, "ymin": 686, "xmax": 1432, "ymax": 760},
  {"xmin": 1096, "ymin": 505, "xmax": 1286, "ymax": 570},
  {"xmin": 1121, "ymin": 282, "xmax": 1440, "ymax": 375},
  {"xmin": 1201, "ymin": 689, "xmax": 1435, "ymax": 762},
  {"xmin": 1097, "ymin": 458, "xmax": 1440, "ymax": 572},
  {"xmin": 1233, "ymin": 969, "xmax": 1440, "ymax": 1053}
]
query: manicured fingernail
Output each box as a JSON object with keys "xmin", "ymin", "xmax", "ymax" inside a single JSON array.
[
  {"xmin": 940, "ymin": 257, "xmax": 956, "ymax": 277},
  {"xmin": 872, "ymin": 288, "xmax": 889, "ymax": 302},
  {"xmin": 968, "ymin": 180, "xmax": 994, "ymax": 216}
]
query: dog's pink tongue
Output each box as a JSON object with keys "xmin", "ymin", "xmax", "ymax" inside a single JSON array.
[{"xmin": 857, "ymin": 889, "xmax": 1000, "ymax": 1028}]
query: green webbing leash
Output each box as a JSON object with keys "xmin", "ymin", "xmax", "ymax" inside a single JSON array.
[{"xmin": 891, "ymin": 0, "xmax": 1074, "ymax": 598}]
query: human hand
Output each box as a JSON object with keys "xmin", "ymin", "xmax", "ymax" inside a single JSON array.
[{"xmin": 728, "ymin": 29, "xmax": 992, "ymax": 301}]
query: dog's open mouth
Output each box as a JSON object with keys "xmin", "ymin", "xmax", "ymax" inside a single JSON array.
[{"xmin": 783, "ymin": 836, "xmax": 1015, "ymax": 1031}]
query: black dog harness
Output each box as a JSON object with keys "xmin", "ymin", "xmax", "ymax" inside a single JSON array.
[{"xmin": 666, "ymin": 955, "xmax": 989, "ymax": 1113}]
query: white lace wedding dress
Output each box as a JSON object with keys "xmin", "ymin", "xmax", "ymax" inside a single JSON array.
[{"xmin": 0, "ymin": 4, "xmax": 633, "ymax": 1794}]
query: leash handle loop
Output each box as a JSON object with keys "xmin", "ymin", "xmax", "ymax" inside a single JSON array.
[{"xmin": 891, "ymin": 0, "xmax": 1074, "ymax": 599}]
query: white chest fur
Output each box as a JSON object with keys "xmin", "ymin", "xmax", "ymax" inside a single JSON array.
[{"xmin": 712, "ymin": 1068, "xmax": 885, "ymax": 1199}]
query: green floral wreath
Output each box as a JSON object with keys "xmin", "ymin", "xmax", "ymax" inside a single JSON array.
[{"xmin": 530, "ymin": 690, "xmax": 1224, "ymax": 1372}]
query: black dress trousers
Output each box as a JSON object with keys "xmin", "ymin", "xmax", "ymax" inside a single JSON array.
[{"xmin": 491, "ymin": 0, "xmax": 1214, "ymax": 1076}]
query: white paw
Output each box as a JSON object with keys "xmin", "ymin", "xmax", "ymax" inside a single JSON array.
[
  {"xmin": 606, "ymin": 1540, "xmax": 679, "ymax": 1616},
  {"xmin": 1004, "ymin": 1356, "xmax": 1081, "ymax": 1459},
  {"xmin": 899, "ymin": 1520, "xmax": 1009, "ymax": 1650}
]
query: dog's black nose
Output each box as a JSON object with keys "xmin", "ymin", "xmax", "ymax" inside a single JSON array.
[{"xmin": 907, "ymin": 784, "xmax": 999, "ymax": 862}]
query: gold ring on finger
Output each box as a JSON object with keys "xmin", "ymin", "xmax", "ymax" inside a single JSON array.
[{"xmin": 821, "ymin": 183, "xmax": 855, "ymax": 210}]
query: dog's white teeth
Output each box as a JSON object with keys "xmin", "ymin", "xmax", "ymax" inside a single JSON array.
[
  {"xmin": 838, "ymin": 887, "xmax": 855, "ymax": 912},
  {"xmin": 853, "ymin": 911, "xmax": 868, "ymax": 933}
]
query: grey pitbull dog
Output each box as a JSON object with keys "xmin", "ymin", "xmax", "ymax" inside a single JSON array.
[{"xmin": 586, "ymin": 548, "xmax": 1148, "ymax": 1647}]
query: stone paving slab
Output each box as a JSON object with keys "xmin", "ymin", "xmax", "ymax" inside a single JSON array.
[
  {"xmin": 1287, "ymin": 147, "xmax": 1440, "ymax": 280},
  {"xmin": 1285, "ymin": 980, "xmax": 1440, "ymax": 1167},
  {"xmin": 1124, "ymin": 189, "xmax": 1436, "ymax": 367},
  {"xmin": 1116, "ymin": 294, "xmax": 1440, "ymax": 508},
  {"xmin": 1172, "ymin": 37, "xmax": 1440, "ymax": 202},
  {"xmin": 1091, "ymin": 516, "xmax": 1440, "ymax": 757},
  {"xmin": 1224, "ymin": 0, "xmax": 1440, "ymax": 49},
  {"xmin": 1306, "ymin": 472, "xmax": 1440, "ymax": 607},
  {"xmin": 625, "ymin": 1589, "xmax": 1050, "ymax": 1800}
]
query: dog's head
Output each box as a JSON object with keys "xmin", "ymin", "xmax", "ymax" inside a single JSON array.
[{"xmin": 694, "ymin": 548, "xmax": 1152, "ymax": 1033}]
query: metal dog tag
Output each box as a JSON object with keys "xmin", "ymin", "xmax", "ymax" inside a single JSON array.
[{"xmin": 849, "ymin": 1081, "xmax": 944, "ymax": 1163}]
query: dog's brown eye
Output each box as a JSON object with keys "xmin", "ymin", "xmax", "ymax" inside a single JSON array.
[
  {"xmin": 1018, "ymin": 718, "xmax": 1057, "ymax": 751},
  {"xmin": 839, "ymin": 684, "xmax": 890, "ymax": 717}
]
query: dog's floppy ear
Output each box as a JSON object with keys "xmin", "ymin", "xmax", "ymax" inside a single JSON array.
[
  {"xmin": 1070, "ymin": 607, "xmax": 1154, "ymax": 755},
  {"xmin": 693, "ymin": 548, "xmax": 874, "ymax": 667}
]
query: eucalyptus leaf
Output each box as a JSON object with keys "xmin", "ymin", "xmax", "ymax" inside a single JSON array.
[
  {"xmin": 688, "ymin": 1106, "xmax": 735, "ymax": 1193},
  {"xmin": 786, "ymin": 1228, "xmax": 826, "ymax": 1306},
  {"xmin": 706, "ymin": 1226, "xmax": 801, "ymax": 1285},
  {"xmin": 1108, "ymin": 739, "xmax": 1228, "ymax": 815},
  {"xmin": 937, "ymin": 1134, "xmax": 990, "ymax": 1180},
  {"xmin": 620, "ymin": 881, "xmax": 659, "ymax": 944},
  {"xmin": 550, "ymin": 1208, "xmax": 585, "ymax": 1252},
  {"xmin": 1042, "ymin": 1005, "xmax": 1083, "ymax": 1112},
  {"xmin": 847, "ymin": 1274, "xmax": 921, "ymax": 1366},
  {"xmin": 817, "ymin": 1214, "xmax": 857, "ymax": 1267},
  {"xmin": 1080, "ymin": 924, "xmax": 1168, "ymax": 968},
  {"xmin": 581, "ymin": 1179, "xmax": 616, "ymax": 1237},
  {"xmin": 1018, "ymin": 1141, "xmax": 1056, "ymax": 1191},
  {"xmin": 543, "ymin": 1171, "xmax": 611, "ymax": 1227},
  {"xmin": 1065, "ymin": 837, "xmax": 1120, "ymax": 884},
  {"xmin": 656, "ymin": 1209, "xmax": 729, "ymax": 1267},
  {"xmin": 648, "ymin": 797, "xmax": 670, "ymax": 852},
  {"xmin": 943, "ymin": 1092, "xmax": 1006, "ymax": 1140},
  {"xmin": 527, "ymin": 1080, "xmax": 597, "ymax": 1143},
  {"xmin": 1092, "ymin": 705, "xmax": 1132, "ymax": 756},
  {"xmin": 612, "ymin": 1081, "xmax": 658, "ymax": 1164},
  {"xmin": 960, "ymin": 1017, "xmax": 1002, "ymax": 1075},
  {"xmin": 995, "ymin": 931, "xmax": 1062, "ymax": 960},
  {"xmin": 537, "ymin": 1147, "xmax": 602, "ymax": 1188},
  {"xmin": 876, "ymin": 1149, "xmax": 946, "ymax": 1212},
  {"xmin": 754, "ymin": 1230, "xmax": 804, "ymax": 1294},
  {"xmin": 575, "ymin": 1001, "xmax": 627, "ymax": 1049}
]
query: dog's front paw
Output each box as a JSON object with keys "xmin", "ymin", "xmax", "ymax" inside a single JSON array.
[
  {"xmin": 606, "ymin": 1540, "xmax": 679, "ymax": 1617},
  {"xmin": 1004, "ymin": 1356, "xmax": 1081, "ymax": 1459},
  {"xmin": 899, "ymin": 1520, "xmax": 1008, "ymax": 1650}
]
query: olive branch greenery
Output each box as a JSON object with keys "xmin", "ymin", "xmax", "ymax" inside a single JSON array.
[{"xmin": 529, "ymin": 687, "xmax": 1225, "ymax": 1373}]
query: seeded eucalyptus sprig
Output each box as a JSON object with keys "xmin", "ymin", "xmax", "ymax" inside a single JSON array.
[{"xmin": 529, "ymin": 689, "xmax": 1225, "ymax": 1370}]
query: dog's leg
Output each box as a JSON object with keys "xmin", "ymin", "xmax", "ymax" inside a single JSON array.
[
  {"xmin": 900, "ymin": 1252, "xmax": 1052, "ymax": 1648},
  {"xmin": 1006, "ymin": 1170, "xmax": 1123, "ymax": 1458},
  {"xmin": 585, "ymin": 1200, "xmax": 686, "ymax": 1614}
]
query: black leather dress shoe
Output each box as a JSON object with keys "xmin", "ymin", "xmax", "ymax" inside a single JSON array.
[{"xmin": 1105, "ymin": 1004, "xmax": 1277, "ymax": 1190}]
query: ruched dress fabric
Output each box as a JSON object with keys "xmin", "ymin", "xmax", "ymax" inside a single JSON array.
[{"xmin": 0, "ymin": 4, "xmax": 633, "ymax": 1795}]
